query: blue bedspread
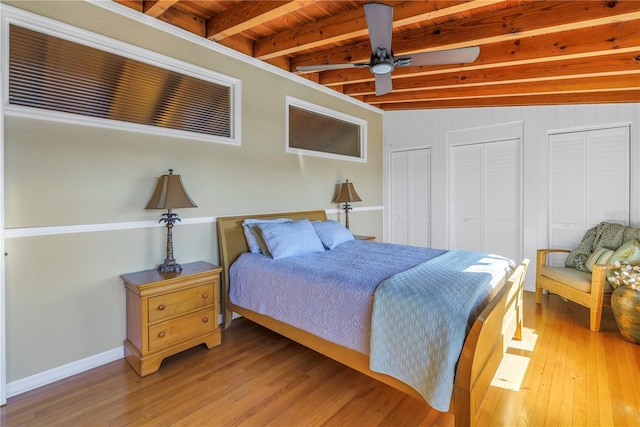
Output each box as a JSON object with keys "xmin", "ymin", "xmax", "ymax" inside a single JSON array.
[
  {"xmin": 230, "ymin": 240, "xmax": 446, "ymax": 353},
  {"xmin": 370, "ymin": 250, "xmax": 514, "ymax": 412}
]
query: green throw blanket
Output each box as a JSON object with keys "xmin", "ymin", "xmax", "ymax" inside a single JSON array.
[{"xmin": 565, "ymin": 222, "xmax": 640, "ymax": 272}]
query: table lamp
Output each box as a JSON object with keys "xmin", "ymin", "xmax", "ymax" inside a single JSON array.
[
  {"xmin": 333, "ymin": 179, "xmax": 362, "ymax": 229},
  {"xmin": 146, "ymin": 169, "xmax": 197, "ymax": 273}
]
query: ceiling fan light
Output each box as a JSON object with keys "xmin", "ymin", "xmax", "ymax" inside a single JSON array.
[{"xmin": 370, "ymin": 61, "xmax": 394, "ymax": 75}]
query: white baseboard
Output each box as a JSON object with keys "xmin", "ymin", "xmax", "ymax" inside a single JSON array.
[
  {"xmin": 5, "ymin": 313, "xmax": 240, "ymax": 398},
  {"xmin": 6, "ymin": 346, "xmax": 124, "ymax": 398}
]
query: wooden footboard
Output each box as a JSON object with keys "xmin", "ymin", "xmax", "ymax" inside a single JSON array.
[
  {"xmin": 454, "ymin": 259, "xmax": 528, "ymax": 427},
  {"xmin": 217, "ymin": 210, "xmax": 528, "ymax": 427}
]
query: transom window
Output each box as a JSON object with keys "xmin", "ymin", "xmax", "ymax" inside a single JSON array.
[
  {"xmin": 286, "ymin": 97, "xmax": 366, "ymax": 162},
  {"xmin": 6, "ymin": 19, "xmax": 240, "ymax": 144}
]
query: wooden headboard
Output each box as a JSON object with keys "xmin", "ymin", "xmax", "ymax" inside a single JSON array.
[{"xmin": 216, "ymin": 210, "xmax": 328, "ymax": 325}]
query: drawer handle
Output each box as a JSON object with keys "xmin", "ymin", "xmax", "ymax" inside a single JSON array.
[
  {"xmin": 202, "ymin": 293, "xmax": 208, "ymax": 299},
  {"xmin": 158, "ymin": 304, "xmax": 165, "ymax": 311},
  {"xmin": 202, "ymin": 317, "xmax": 209, "ymax": 324},
  {"xmin": 158, "ymin": 331, "xmax": 166, "ymax": 338}
]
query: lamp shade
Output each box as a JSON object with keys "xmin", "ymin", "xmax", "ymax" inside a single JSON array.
[
  {"xmin": 333, "ymin": 179, "xmax": 362, "ymax": 204},
  {"xmin": 146, "ymin": 169, "xmax": 197, "ymax": 210}
]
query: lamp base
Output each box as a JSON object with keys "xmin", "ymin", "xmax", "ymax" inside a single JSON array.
[
  {"xmin": 342, "ymin": 202, "xmax": 352, "ymax": 230},
  {"xmin": 157, "ymin": 258, "xmax": 183, "ymax": 274}
]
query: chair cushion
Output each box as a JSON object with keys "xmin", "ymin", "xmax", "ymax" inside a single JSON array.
[{"xmin": 541, "ymin": 266, "xmax": 613, "ymax": 294}]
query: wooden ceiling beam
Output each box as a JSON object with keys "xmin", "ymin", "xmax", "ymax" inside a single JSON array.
[
  {"xmin": 113, "ymin": 0, "xmax": 143, "ymax": 13},
  {"xmin": 317, "ymin": 19, "xmax": 640, "ymax": 86},
  {"xmin": 206, "ymin": 1, "xmax": 309, "ymax": 41},
  {"xmin": 153, "ymin": 3, "xmax": 205, "ymax": 37},
  {"xmin": 216, "ymin": 35, "xmax": 255, "ymax": 57},
  {"xmin": 291, "ymin": 1, "xmax": 640, "ymax": 70},
  {"xmin": 254, "ymin": 2, "xmax": 371, "ymax": 60},
  {"xmin": 263, "ymin": 56, "xmax": 291, "ymax": 71},
  {"xmin": 364, "ymin": 74, "xmax": 640, "ymax": 104},
  {"xmin": 142, "ymin": 0, "xmax": 179, "ymax": 18},
  {"xmin": 253, "ymin": 0, "xmax": 509, "ymax": 60},
  {"xmin": 113, "ymin": 0, "xmax": 640, "ymax": 109},
  {"xmin": 343, "ymin": 51, "xmax": 640, "ymax": 95},
  {"xmin": 378, "ymin": 90, "xmax": 640, "ymax": 110}
]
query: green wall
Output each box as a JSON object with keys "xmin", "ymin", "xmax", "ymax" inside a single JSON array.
[{"xmin": 3, "ymin": 1, "xmax": 382, "ymax": 383}]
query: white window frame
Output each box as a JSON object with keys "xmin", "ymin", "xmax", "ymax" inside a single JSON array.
[
  {"xmin": 1, "ymin": 5, "xmax": 242, "ymax": 145},
  {"xmin": 286, "ymin": 96, "xmax": 367, "ymax": 162}
]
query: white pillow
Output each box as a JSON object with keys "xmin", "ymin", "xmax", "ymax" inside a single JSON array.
[
  {"xmin": 312, "ymin": 219, "xmax": 354, "ymax": 249},
  {"xmin": 242, "ymin": 218, "xmax": 291, "ymax": 253},
  {"xmin": 258, "ymin": 219, "xmax": 325, "ymax": 259}
]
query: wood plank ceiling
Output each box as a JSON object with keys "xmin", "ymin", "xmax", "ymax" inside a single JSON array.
[{"xmin": 114, "ymin": 0, "xmax": 640, "ymax": 110}]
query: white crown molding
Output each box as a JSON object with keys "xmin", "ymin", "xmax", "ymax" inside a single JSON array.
[{"xmin": 87, "ymin": 0, "xmax": 382, "ymax": 115}]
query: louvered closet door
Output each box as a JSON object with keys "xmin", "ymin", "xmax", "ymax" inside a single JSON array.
[
  {"xmin": 449, "ymin": 144, "xmax": 483, "ymax": 250},
  {"xmin": 390, "ymin": 148, "xmax": 431, "ymax": 247},
  {"xmin": 449, "ymin": 138, "xmax": 521, "ymax": 262},
  {"xmin": 549, "ymin": 126, "xmax": 630, "ymax": 266}
]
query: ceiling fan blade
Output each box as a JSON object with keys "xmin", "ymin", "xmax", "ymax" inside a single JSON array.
[
  {"xmin": 364, "ymin": 3, "xmax": 393, "ymax": 53},
  {"xmin": 375, "ymin": 73, "xmax": 393, "ymax": 96},
  {"xmin": 296, "ymin": 62, "xmax": 368, "ymax": 73},
  {"xmin": 398, "ymin": 46, "xmax": 480, "ymax": 67}
]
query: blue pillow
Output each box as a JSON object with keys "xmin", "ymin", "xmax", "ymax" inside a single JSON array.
[
  {"xmin": 258, "ymin": 219, "xmax": 325, "ymax": 259},
  {"xmin": 312, "ymin": 220, "xmax": 354, "ymax": 249},
  {"xmin": 242, "ymin": 218, "xmax": 291, "ymax": 253}
]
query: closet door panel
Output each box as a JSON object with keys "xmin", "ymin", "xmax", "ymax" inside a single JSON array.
[
  {"xmin": 587, "ymin": 127, "xmax": 629, "ymax": 226},
  {"xmin": 484, "ymin": 139, "xmax": 521, "ymax": 259},
  {"xmin": 549, "ymin": 132, "xmax": 586, "ymax": 264},
  {"xmin": 449, "ymin": 144, "xmax": 482, "ymax": 251},
  {"xmin": 390, "ymin": 151, "xmax": 409, "ymax": 245},
  {"xmin": 409, "ymin": 150, "xmax": 430, "ymax": 247},
  {"xmin": 548, "ymin": 126, "xmax": 630, "ymax": 266},
  {"xmin": 390, "ymin": 148, "xmax": 431, "ymax": 247},
  {"xmin": 550, "ymin": 133, "xmax": 585, "ymax": 226}
]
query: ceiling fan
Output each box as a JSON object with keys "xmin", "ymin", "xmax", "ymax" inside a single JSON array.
[{"xmin": 296, "ymin": 2, "xmax": 480, "ymax": 96}]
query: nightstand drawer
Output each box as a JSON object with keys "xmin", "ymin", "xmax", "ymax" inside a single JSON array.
[
  {"xmin": 148, "ymin": 308, "xmax": 215, "ymax": 351},
  {"xmin": 148, "ymin": 283, "xmax": 214, "ymax": 322}
]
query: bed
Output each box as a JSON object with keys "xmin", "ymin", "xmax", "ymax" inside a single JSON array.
[{"xmin": 217, "ymin": 210, "xmax": 529, "ymax": 427}]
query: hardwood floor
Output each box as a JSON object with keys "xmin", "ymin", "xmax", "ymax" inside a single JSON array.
[{"xmin": 2, "ymin": 291, "xmax": 639, "ymax": 426}]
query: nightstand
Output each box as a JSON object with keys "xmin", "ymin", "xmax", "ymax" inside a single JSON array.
[
  {"xmin": 122, "ymin": 261, "xmax": 222, "ymax": 376},
  {"xmin": 354, "ymin": 234, "xmax": 376, "ymax": 241}
]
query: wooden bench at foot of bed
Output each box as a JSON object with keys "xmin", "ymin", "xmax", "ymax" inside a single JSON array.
[{"xmin": 216, "ymin": 210, "xmax": 529, "ymax": 427}]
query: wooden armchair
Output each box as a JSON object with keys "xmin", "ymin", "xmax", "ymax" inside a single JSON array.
[{"xmin": 536, "ymin": 249, "xmax": 611, "ymax": 331}]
